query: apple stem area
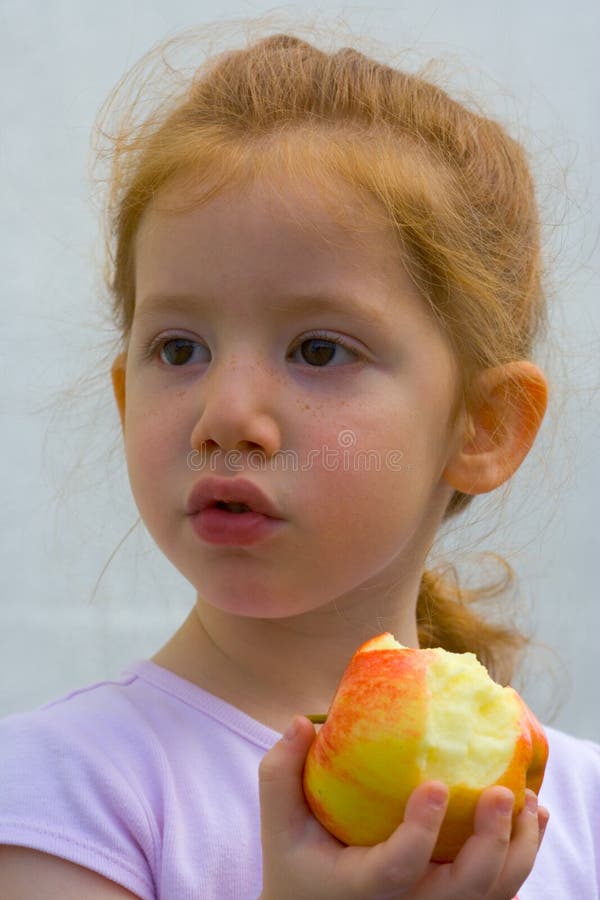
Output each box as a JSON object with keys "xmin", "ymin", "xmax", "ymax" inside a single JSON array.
[{"xmin": 306, "ymin": 714, "xmax": 328, "ymax": 724}]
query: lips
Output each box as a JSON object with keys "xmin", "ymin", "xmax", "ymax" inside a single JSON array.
[{"xmin": 185, "ymin": 477, "xmax": 282, "ymax": 519}]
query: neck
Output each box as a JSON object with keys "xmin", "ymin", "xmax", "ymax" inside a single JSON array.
[{"xmin": 152, "ymin": 584, "xmax": 421, "ymax": 729}]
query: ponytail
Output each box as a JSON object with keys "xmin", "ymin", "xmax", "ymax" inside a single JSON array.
[{"xmin": 417, "ymin": 558, "xmax": 528, "ymax": 686}]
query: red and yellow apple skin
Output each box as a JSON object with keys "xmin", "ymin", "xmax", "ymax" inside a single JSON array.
[{"xmin": 302, "ymin": 633, "xmax": 549, "ymax": 863}]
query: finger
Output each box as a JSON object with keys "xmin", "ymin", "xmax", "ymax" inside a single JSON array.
[
  {"xmin": 537, "ymin": 805, "xmax": 549, "ymax": 850},
  {"xmin": 258, "ymin": 715, "xmax": 316, "ymax": 849},
  {"xmin": 484, "ymin": 789, "xmax": 543, "ymax": 900},
  {"xmin": 356, "ymin": 781, "xmax": 449, "ymax": 898},
  {"xmin": 430, "ymin": 786, "xmax": 514, "ymax": 897}
]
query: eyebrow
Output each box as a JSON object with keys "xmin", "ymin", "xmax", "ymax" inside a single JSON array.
[{"xmin": 135, "ymin": 292, "xmax": 385, "ymax": 325}]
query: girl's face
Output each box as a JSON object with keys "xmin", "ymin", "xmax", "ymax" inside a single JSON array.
[{"xmin": 119, "ymin": 176, "xmax": 467, "ymax": 621}]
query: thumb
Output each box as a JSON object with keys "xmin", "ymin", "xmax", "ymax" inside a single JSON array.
[{"xmin": 258, "ymin": 715, "xmax": 316, "ymax": 845}]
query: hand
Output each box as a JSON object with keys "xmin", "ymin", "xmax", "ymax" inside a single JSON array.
[{"xmin": 258, "ymin": 715, "xmax": 549, "ymax": 900}]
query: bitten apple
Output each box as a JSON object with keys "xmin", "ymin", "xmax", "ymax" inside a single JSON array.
[{"xmin": 302, "ymin": 633, "xmax": 548, "ymax": 862}]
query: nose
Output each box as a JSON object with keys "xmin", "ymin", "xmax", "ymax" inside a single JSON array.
[{"xmin": 189, "ymin": 355, "xmax": 283, "ymax": 461}]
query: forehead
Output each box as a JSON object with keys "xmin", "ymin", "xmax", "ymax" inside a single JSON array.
[
  {"xmin": 134, "ymin": 175, "xmax": 428, "ymax": 316},
  {"xmin": 136, "ymin": 175, "xmax": 393, "ymax": 257}
]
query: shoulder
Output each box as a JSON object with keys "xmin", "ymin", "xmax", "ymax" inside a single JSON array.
[
  {"xmin": 0, "ymin": 671, "xmax": 160, "ymax": 900},
  {"xmin": 519, "ymin": 725, "xmax": 600, "ymax": 899},
  {"xmin": 0, "ymin": 670, "xmax": 161, "ymax": 803},
  {"xmin": 540, "ymin": 725, "xmax": 600, "ymax": 839},
  {"xmin": 0, "ymin": 663, "xmax": 278, "ymax": 900},
  {"xmin": 545, "ymin": 722, "xmax": 600, "ymax": 757},
  {"xmin": 542, "ymin": 724, "xmax": 600, "ymax": 794}
]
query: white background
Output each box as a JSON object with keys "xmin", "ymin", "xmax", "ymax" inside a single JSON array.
[{"xmin": 1, "ymin": 0, "xmax": 599, "ymax": 742}]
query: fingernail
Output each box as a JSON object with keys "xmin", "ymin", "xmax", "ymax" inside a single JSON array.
[
  {"xmin": 496, "ymin": 792, "xmax": 514, "ymax": 816},
  {"xmin": 283, "ymin": 717, "xmax": 299, "ymax": 741},
  {"xmin": 525, "ymin": 790, "xmax": 538, "ymax": 814},
  {"xmin": 426, "ymin": 784, "xmax": 448, "ymax": 809}
]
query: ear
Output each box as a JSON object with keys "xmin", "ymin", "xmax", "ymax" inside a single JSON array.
[
  {"xmin": 111, "ymin": 352, "xmax": 127, "ymax": 431},
  {"xmin": 443, "ymin": 361, "xmax": 548, "ymax": 495}
]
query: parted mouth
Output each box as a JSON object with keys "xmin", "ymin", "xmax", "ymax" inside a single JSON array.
[
  {"xmin": 212, "ymin": 500, "xmax": 252, "ymax": 513},
  {"xmin": 186, "ymin": 477, "xmax": 282, "ymax": 519}
]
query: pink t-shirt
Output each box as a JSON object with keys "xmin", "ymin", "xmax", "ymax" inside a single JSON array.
[{"xmin": 0, "ymin": 660, "xmax": 598, "ymax": 899}]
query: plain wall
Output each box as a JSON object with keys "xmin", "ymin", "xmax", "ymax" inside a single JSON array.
[{"xmin": 1, "ymin": 0, "xmax": 599, "ymax": 742}]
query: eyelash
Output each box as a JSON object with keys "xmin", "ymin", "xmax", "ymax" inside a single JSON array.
[{"xmin": 141, "ymin": 331, "xmax": 367, "ymax": 367}]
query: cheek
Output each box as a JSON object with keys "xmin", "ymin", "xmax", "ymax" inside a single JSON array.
[
  {"xmin": 297, "ymin": 418, "xmax": 416, "ymax": 541},
  {"xmin": 123, "ymin": 400, "xmax": 183, "ymax": 498}
]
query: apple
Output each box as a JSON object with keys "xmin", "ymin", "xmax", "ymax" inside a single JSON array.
[{"xmin": 302, "ymin": 633, "xmax": 548, "ymax": 862}]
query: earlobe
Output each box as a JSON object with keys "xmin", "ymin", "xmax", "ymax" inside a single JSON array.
[
  {"xmin": 443, "ymin": 362, "xmax": 549, "ymax": 495},
  {"xmin": 111, "ymin": 353, "xmax": 127, "ymax": 430}
]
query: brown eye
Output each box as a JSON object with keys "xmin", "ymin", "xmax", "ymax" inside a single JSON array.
[
  {"xmin": 300, "ymin": 338, "xmax": 337, "ymax": 366},
  {"xmin": 160, "ymin": 339, "xmax": 204, "ymax": 366},
  {"xmin": 291, "ymin": 335, "xmax": 360, "ymax": 367}
]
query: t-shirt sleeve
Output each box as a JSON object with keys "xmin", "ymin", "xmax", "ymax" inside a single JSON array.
[{"xmin": 0, "ymin": 705, "xmax": 157, "ymax": 900}]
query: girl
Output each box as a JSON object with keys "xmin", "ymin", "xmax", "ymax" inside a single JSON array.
[{"xmin": 1, "ymin": 22, "xmax": 599, "ymax": 900}]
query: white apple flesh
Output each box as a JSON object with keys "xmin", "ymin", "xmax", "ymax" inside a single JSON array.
[{"xmin": 302, "ymin": 633, "xmax": 548, "ymax": 862}]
